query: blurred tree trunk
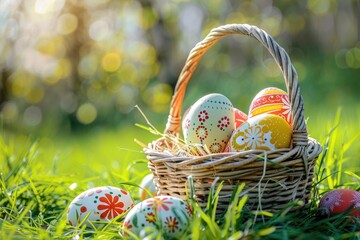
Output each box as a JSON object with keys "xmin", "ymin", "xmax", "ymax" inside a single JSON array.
[
  {"xmin": 64, "ymin": 2, "xmax": 88, "ymax": 95},
  {"xmin": 0, "ymin": 1, "xmax": 21, "ymax": 106},
  {"xmin": 139, "ymin": 0, "xmax": 180, "ymax": 88},
  {"xmin": 356, "ymin": 0, "xmax": 360, "ymax": 41},
  {"xmin": 0, "ymin": 70, "xmax": 8, "ymax": 104}
]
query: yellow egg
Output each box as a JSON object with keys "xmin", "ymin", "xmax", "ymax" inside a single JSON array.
[
  {"xmin": 229, "ymin": 113, "xmax": 292, "ymax": 151},
  {"xmin": 249, "ymin": 87, "xmax": 292, "ymax": 126}
]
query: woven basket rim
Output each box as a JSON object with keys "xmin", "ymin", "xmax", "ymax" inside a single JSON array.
[{"xmin": 145, "ymin": 136, "xmax": 321, "ymax": 171}]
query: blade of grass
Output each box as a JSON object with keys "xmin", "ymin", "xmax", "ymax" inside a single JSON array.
[{"xmin": 326, "ymin": 108, "xmax": 342, "ymax": 188}]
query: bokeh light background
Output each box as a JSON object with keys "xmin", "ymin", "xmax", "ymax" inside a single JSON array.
[{"xmin": 0, "ymin": 0, "xmax": 359, "ymax": 136}]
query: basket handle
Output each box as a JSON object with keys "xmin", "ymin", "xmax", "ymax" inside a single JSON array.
[{"xmin": 164, "ymin": 24, "xmax": 308, "ymax": 147}]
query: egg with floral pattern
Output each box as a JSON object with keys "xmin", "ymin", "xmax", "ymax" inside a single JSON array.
[
  {"xmin": 249, "ymin": 87, "xmax": 292, "ymax": 126},
  {"xmin": 122, "ymin": 196, "xmax": 192, "ymax": 239},
  {"xmin": 139, "ymin": 174, "xmax": 157, "ymax": 201},
  {"xmin": 234, "ymin": 108, "xmax": 248, "ymax": 129},
  {"xmin": 182, "ymin": 93, "xmax": 235, "ymax": 153},
  {"xmin": 229, "ymin": 113, "xmax": 292, "ymax": 152},
  {"xmin": 319, "ymin": 189, "xmax": 360, "ymax": 218},
  {"xmin": 67, "ymin": 186, "xmax": 134, "ymax": 227}
]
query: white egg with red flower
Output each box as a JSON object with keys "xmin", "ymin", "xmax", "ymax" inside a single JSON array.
[
  {"xmin": 67, "ymin": 186, "xmax": 134, "ymax": 227},
  {"xmin": 182, "ymin": 93, "xmax": 235, "ymax": 153},
  {"xmin": 122, "ymin": 196, "xmax": 192, "ymax": 238},
  {"xmin": 139, "ymin": 174, "xmax": 157, "ymax": 201},
  {"xmin": 319, "ymin": 189, "xmax": 360, "ymax": 218}
]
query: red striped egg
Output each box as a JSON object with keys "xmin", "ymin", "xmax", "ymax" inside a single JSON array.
[{"xmin": 249, "ymin": 87, "xmax": 292, "ymax": 126}]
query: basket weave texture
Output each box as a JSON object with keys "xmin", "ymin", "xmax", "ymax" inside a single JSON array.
[{"xmin": 144, "ymin": 24, "xmax": 322, "ymax": 214}]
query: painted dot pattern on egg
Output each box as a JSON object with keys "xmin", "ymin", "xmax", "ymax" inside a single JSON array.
[
  {"xmin": 209, "ymin": 142, "xmax": 222, "ymax": 153},
  {"xmin": 182, "ymin": 94, "xmax": 235, "ymax": 153},
  {"xmin": 217, "ymin": 116, "xmax": 230, "ymax": 131},
  {"xmin": 195, "ymin": 126, "xmax": 208, "ymax": 141},
  {"xmin": 198, "ymin": 110, "xmax": 209, "ymax": 122}
]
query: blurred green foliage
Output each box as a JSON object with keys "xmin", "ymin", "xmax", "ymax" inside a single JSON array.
[{"xmin": 0, "ymin": 0, "xmax": 359, "ymax": 135}]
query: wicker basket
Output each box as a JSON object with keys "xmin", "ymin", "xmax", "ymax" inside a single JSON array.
[{"xmin": 144, "ymin": 24, "xmax": 322, "ymax": 215}]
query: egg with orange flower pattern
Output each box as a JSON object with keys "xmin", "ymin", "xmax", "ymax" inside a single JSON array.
[
  {"xmin": 249, "ymin": 87, "xmax": 292, "ymax": 126},
  {"xmin": 229, "ymin": 113, "xmax": 292, "ymax": 152},
  {"xmin": 319, "ymin": 189, "xmax": 360, "ymax": 218},
  {"xmin": 182, "ymin": 93, "xmax": 235, "ymax": 153},
  {"xmin": 67, "ymin": 186, "xmax": 134, "ymax": 227},
  {"xmin": 122, "ymin": 196, "xmax": 192, "ymax": 239}
]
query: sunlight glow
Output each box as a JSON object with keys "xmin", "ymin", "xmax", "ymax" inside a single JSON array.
[
  {"xmin": 35, "ymin": 0, "xmax": 65, "ymax": 14},
  {"xmin": 76, "ymin": 103, "xmax": 97, "ymax": 124},
  {"xmin": 102, "ymin": 52, "xmax": 122, "ymax": 72},
  {"xmin": 57, "ymin": 13, "xmax": 78, "ymax": 35}
]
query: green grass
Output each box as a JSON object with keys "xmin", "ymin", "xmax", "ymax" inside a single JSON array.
[{"xmin": 0, "ymin": 109, "xmax": 360, "ymax": 240}]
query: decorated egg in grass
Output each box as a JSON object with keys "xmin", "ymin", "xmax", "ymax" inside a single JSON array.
[
  {"xmin": 67, "ymin": 186, "xmax": 134, "ymax": 227},
  {"xmin": 123, "ymin": 196, "xmax": 192, "ymax": 239},
  {"xmin": 249, "ymin": 87, "xmax": 292, "ymax": 125},
  {"xmin": 229, "ymin": 113, "xmax": 292, "ymax": 152},
  {"xmin": 234, "ymin": 108, "xmax": 248, "ymax": 129},
  {"xmin": 182, "ymin": 93, "xmax": 235, "ymax": 153},
  {"xmin": 139, "ymin": 174, "xmax": 157, "ymax": 201},
  {"xmin": 319, "ymin": 189, "xmax": 360, "ymax": 218}
]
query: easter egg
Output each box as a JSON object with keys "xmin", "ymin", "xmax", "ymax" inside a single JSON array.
[
  {"xmin": 67, "ymin": 186, "xmax": 134, "ymax": 227},
  {"xmin": 139, "ymin": 174, "xmax": 157, "ymax": 201},
  {"xmin": 223, "ymin": 142, "xmax": 231, "ymax": 152},
  {"xmin": 249, "ymin": 87, "xmax": 292, "ymax": 125},
  {"xmin": 122, "ymin": 196, "xmax": 192, "ymax": 238},
  {"xmin": 183, "ymin": 106, "xmax": 192, "ymax": 120},
  {"xmin": 182, "ymin": 93, "xmax": 235, "ymax": 153},
  {"xmin": 229, "ymin": 113, "xmax": 292, "ymax": 152},
  {"xmin": 319, "ymin": 189, "xmax": 360, "ymax": 218},
  {"xmin": 234, "ymin": 108, "xmax": 248, "ymax": 128}
]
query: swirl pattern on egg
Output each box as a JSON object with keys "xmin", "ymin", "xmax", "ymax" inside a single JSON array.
[{"xmin": 249, "ymin": 87, "xmax": 292, "ymax": 126}]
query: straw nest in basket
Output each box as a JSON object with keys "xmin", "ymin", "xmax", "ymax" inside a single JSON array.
[{"xmin": 143, "ymin": 24, "xmax": 322, "ymax": 216}]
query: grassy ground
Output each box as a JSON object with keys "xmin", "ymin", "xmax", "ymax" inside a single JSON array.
[{"xmin": 0, "ymin": 107, "xmax": 360, "ymax": 239}]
